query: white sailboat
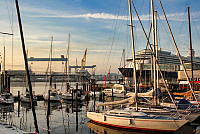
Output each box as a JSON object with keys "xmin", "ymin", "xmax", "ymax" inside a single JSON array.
[
  {"xmin": 87, "ymin": 109, "xmax": 187, "ymax": 132},
  {"xmin": 20, "ymin": 88, "xmax": 37, "ymax": 103},
  {"xmin": 0, "ymin": 92, "xmax": 14, "ymax": 105},
  {"xmin": 43, "ymin": 37, "xmax": 61, "ymax": 103},
  {"xmin": 0, "ymin": 47, "xmax": 14, "ymax": 105},
  {"xmin": 43, "ymin": 89, "xmax": 61, "ymax": 102},
  {"xmin": 87, "ymin": 0, "xmax": 188, "ymax": 132}
]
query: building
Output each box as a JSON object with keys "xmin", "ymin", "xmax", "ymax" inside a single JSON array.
[{"xmin": 119, "ymin": 48, "xmax": 200, "ymax": 85}]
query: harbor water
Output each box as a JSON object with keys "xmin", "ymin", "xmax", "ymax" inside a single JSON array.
[{"xmin": 0, "ymin": 82, "xmax": 197, "ymax": 134}]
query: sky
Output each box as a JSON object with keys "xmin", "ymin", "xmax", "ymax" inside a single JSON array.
[{"xmin": 0, "ymin": 0, "xmax": 200, "ymax": 74}]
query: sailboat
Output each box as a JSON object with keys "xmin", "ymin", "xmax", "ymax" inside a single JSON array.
[
  {"xmin": 0, "ymin": 47, "xmax": 14, "ymax": 105},
  {"xmin": 61, "ymin": 34, "xmax": 74, "ymax": 101},
  {"xmin": 43, "ymin": 37, "xmax": 61, "ymax": 103},
  {"xmin": 87, "ymin": 0, "xmax": 188, "ymax": 132},
  {"xmin": 20, "ymin": 88, "xmax": 37, "ymax": 103}
]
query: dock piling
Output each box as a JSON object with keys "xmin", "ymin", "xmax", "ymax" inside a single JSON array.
[{"xmin": 18, "ymin": 90, "xmax": 20, "ymax": 117}]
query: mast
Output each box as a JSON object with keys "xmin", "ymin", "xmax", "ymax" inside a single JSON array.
[
  {"xmin": 158, "ymin": 0, "xmax": 198, "ymax": 104},
  {"xmin": 187, "ymin": 7, "xmax": 194, "ymax": 88},
  {"xmin": 123, "ymin": 49, "xmax": 125, "ymax": 68},
  {"xmin": 128, "ymin": 0, "xmax": 138, "ymax": 111},
  {"xmin": 75, "ymin": 57, "xmax": 78, "ymax": 73},
  {"xmin": 3, "ymin": 46, "xmax": 5, "ymax": 89},
  {"xmin": 49, "ymin": 36, "xmax": 53, "ymax": 88},
  {"xmin": 66, "ymin": 33, "xmax": 70, "ymax": 79},
  {"xmin": 155, "ymin": 11, "xmax": 159, "ymax": 103},
  {"xmin": 15, "ymin": 0, "xmax": 39, "ymax": 132},
  {"xmin": 151, "ymin": 0, "xmax": 157, "ymax": 105}
]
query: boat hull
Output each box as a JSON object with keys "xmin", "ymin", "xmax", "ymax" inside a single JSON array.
[
  {"xmin": 87, "ymin": 112, "xmax": 188, "ymax": 132},
  {"xmin": 43, "ymin": 95, "xmax": 61, "ymax": 102}
]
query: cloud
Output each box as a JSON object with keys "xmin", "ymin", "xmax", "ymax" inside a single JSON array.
[
  {"xmin": 33, "ymin": 13, "xmax": 128, "ymax": 20},
  {"xmin": 31, "ymin": 11, "xmax": 200, "ymax": 22}
]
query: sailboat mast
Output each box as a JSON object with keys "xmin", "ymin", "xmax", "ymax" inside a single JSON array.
[
  {"xmin": 155, "ymin": 11, "xmax": 159, "ymax": 103},
  {"xmin": 158, "ymin": 0, "xmax": 199, "ymax": 104},
  {"xmin": 50, "ymin": 36, "xmax": 53, "ymax": 75},
  {"xmin": 151, "ymin": 0, "xmax": 157, "ymax": 105},
  {"xmin": 187, "ymin": 7, "xmax": 194, "ymax": 88},
  {"xmin": 15, "ymin": 0, "xmax": 39, "ymax": 132},
  {"xmin": 67, "ymin": 33, "xmax": 70, "ymax": 78},
  {"xmin": 3, "ymin": 46, "xmax": 5, "ymax": 89},
  {"xmin": 123, "ymin": 49, "xmax": 125, "ymax": 68},
  {"xmin": 128, "ymin": 0, "xmax": 138, "ymax": 111}
]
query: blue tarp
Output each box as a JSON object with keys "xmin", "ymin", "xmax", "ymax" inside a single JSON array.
[{"xmin": 178, "ymin": 99, "xmax": 196, "ymax": 109}]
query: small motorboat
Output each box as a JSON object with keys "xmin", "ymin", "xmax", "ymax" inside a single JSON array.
[
  {"xmin": 43, "ymin": 89, "xmax": 61, "ymax": 102},
  {"xmin": 0, "ymin": 93, "xmax": 14, "ymax": 105},
  {"xmin": 20, "ymin": 88, "xmax": 37, "ymax": 104}
]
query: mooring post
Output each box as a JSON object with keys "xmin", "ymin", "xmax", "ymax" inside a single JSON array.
[
  {"xmin": 75, "ymin": 88, "xmax": 78, "ymax": 132},
  {"xmin": 86, "ymin": 83, "xmax": 88, "ymax": 91},
  {"xmin": 71, "ymin": 89, "xmax": 74, "ymax": 113},
  {"xmin": 7, "ymin": 76, "xmax": 10, "ymax": 90},
  {"xmin": 112, "ymin": 88, "xmax": 114, "ymax": 101},
  {"xmin": 66, "ymin": 83, "xmax": 70, "ymax": 92},
  {"xmin": 18, "ymin": 90, "xmax": 20, "ymax": 117},
  {"xmin": 54, "ymin": 83, "xmax": 56, "ymax": 89},
  {"xmin": 47, "ymin": 90, "xmax": 51, "ymax": 134},
  {"xmin": 93, "ymin": 84, "xmax": 96, "ymax": 111},
  {"xmin": 83, "ymin": 83, "xmax": 86, "ymax": 93},
  {"xmin": 76, "ymin": 83, "xmax": 78, "ymax": 90}
]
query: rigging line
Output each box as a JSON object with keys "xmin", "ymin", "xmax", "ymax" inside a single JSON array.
[
  {"xmin": 43, "ymin": 37, "xmax": 53, "ymax": 94},
  {"xmin": 103, "ymin": 0, "xmax": 124, "ymax": 74},
  {"xmin": 157, "ymin": 14, "xmax": 173, "ymax": 50},
  {"xmin": 106, "ymin": 9, "xmax": 127, "ymax": 74},
  {"xmin": 158, "ymin": 0, "xmax": 199, "ymax": 105},
  {"xmin": 61, "ymin": 34, "xmax": 70, "ymax": 91},
  {"xmin": 5, "ymin": 0, "xmax": 14, "ymax": 70},
  {"xmin": 137, "ymin": 24, "xmax": 152, "ymax": 86},
  {"xmin": 132, "ymin": 0, "xmax": 179, "ymax": 111}
]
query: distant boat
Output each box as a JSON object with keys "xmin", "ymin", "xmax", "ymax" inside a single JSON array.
[
  {"xmin": 20, "ymin": 88, "xmax": 37, "ymax": 104},
  {"xmin": 102, "ymin": 84, "xmax": 126, "ymax": 97},
  {"xmin": 0, "ymin": 93, "xmax": 14, "ymax": 105},
  {"xmin": 43, "ymin": 89, "xmax": 62, "ymax": 102},
  {"xmin": 62, "ymin": 91, "xmax": 73, "ymax": 100}
]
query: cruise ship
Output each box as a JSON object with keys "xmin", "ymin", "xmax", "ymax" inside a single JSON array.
[{"xmin": 118, "ymin": 48, "xmax": 200, "ymax": 84}]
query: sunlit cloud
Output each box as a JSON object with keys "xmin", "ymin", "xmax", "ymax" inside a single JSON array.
[{"xmin": 32, "ymin": 11, "xmax": 200, "ymax": 22}]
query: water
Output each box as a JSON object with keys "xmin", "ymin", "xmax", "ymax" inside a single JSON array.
[{"xmin": 0, "ymin": 82, "xmax": 197, "ymax": 134}]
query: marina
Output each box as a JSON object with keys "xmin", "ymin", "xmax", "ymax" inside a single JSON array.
[{"xmin": 0, "ymin": 0, "xmax": 200, "ymax": 133}]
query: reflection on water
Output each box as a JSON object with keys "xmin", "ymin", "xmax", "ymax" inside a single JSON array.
[
  {"xmin": 0, "ymin": 82, "xmax": 197, "ymax": 134},
  {"xmin": 87, "ymin": 121, "xmax": 164, "ymax": 134}
]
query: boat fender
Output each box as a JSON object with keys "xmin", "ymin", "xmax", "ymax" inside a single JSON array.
[
  {"xmin": 129, "ymin": 119, "xmax": 135, "ymax": 125},
  {"xmin": 104, "ymin": 115, "xmax": 107, "ymax": 121}
]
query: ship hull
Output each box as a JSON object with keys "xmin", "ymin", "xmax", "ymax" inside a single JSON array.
[{"xmin": 87, "ymin": 112, "xmax": 188, "ymax": 132}]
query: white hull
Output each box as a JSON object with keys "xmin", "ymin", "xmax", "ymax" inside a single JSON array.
[
  {"xmin": 87, "ymin": 112, "xmax": 188, "ymax": 132},
  {"xmin": 0, "ymin": 99, "xmax": 14, "ymax": 105},
  {"xmin": 0, "ymin": 96, "xmax": 14, "ymax": 105},
  {"xmin": 43, "ymin": 94, "xmax": 61, "ymax": 102},
  {"xmin": 62, "ymin": 93, "xmax": 73, "ymax": 100},
  {"xmin": 89, "ymin": 91, "xmax": 100, "ymax": 97},
  {"xmin": 20, "ymin": 96, "xmax": 37, "ymax": 103}
]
